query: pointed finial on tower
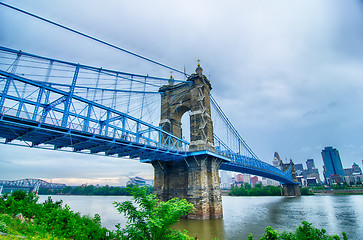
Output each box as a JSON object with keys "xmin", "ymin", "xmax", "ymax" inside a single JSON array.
[
  {"xmin": 196, "ymin": 59, "xmax": 203, "ymax": 75},
  {"xmin": 168, "ymin": 71, "xmax": 174, "ymax": 86}
]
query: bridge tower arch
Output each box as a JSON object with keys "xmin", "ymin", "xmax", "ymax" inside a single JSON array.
[
  {"xmin": 159, "ymin": 64, "xmax": 214, "ymax": 150},
  {"xmin": 152, "ymin": 64, "xmax": 223, "ymax": 219}
]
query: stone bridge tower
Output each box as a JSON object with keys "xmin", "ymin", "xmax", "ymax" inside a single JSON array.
[
  {"xmin": 281, "ymin": 160, "xmax": 301, "ymax": 196},
  {"xmin": 151, "ymin": 63, "xmax": 224, "ymax": 219}
]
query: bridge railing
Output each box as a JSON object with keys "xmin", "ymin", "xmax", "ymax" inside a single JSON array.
[
  {"xmin": 0, "ymin": 70, "xmax": 189, "ymax": 153},
  {"xmin": 214, "ymin": 133, "xmax": 293, "ymax": 182},
  {"xmin": 212, "ymin": 99, "xmax": 295, "ymax": 183},
  {"xmin": 0, "ymin": 46, "xmax": 191, "ymax": 154}
]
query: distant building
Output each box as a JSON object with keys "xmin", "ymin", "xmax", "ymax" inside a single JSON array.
[
  {"xmin": 127, "ymin": 177, "xmax": 153, "ymax": 186},
  {"xmin": 242, "ymin": 174, "xmax": 251, "ymax": 185},
  {"xmin": 231, "ymin": 173, "xmax": 251, "ymax": 187},
  {"xmin": 343, "ymin": 175, "xmax": 363, "ymax": 185},
  {"xmin": 306, "ymin": 159, "xmax": 315, "ymax": 170},
  {"xmin": 344, "ymin": 163, "xmax": 362, "ymax": 176},
  {"xmin": 296, "ymin": 175, "xmax": 304, "ymax": 185},
  {"xmin": 235, "ymin": 174, "xmax": 244, "ymax": 183},
  {"xmin": 306, "ymin": 178, "xmax": 318, "ymax": 186},
  {"xmin": 343, "ymin": 163, "xmax": 363, "ymax": 185},
  {"xmin": 295, "ymin": 159, "xmax": 321, "ymax": 186},
  {"xmin": 303, "ymin": 159, "xmax": 321, "ymax": 185},
  {"xmin": 261, "ymin": 177, "xmax": 278, "ymax": 186},
  {"xmin": 321, "ymin": 146, "xmax": 345, "ymax": 184},
  {"xmin": 295, "ymin": 163, "xmax": 303, "ymax": 172},
  {"xmin": 344, "ymin": 168, "xmax": 353, "ymax": 176},
  {"xmin": 352, "ymin": 162, "xmax": 362, "ymax": 175},
  {"xmin": 295, "ymin": 164, "xmax": 304, "ymax": 176},
  {"xmin": 220, "ymin": 170, "xmax": 233, "ymax": 189},
  {"xmin": 251, "ymin": 176, "xmax": 259, "ymax": 187}
]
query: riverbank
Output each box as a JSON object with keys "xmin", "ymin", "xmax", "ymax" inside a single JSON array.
[
  {"xmin": 3, "ymin": 191, "xmax": 355, "ymax": 240},
  {"xmin": 312, "ymin": 189, "xmax": 363, "ymax": 195}
]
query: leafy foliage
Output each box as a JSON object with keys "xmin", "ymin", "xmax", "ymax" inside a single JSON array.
[
  {"xmin": 300, "ymin": 187, "xmax": 313, "ymax": 195},
  {"xmin": 114, "ymin": 185, "xmax": 194, "ymax": 240},
  {"xmin": 0, "ymin": 190, "xmax": 111, "ymax": 239},
  {"xmin": 229, "ymin": 183, "xmax": 281, "ymax": 196},
  {"xmin": 0, "ymin": 190, "xmax": 349, "ymax": 240},
  {"xmin": 248, "ymin": 220, "xmax": 348, "ymax": 240}
]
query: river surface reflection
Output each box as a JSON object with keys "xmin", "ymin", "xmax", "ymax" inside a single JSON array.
[{"xmin": 38, "ymin": 195, "xmax": 363, "ymax": 240}]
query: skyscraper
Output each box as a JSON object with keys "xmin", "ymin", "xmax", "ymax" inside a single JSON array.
[
  {"xmin": 301, "ymin": 159, "xmax": 322, "ymax": 185},
  {"xmin": 321, "ymin": 146, "xmax": 345, "ymax": 184},
  {"xmin": 306, "ymin": 159, "xmax": 315, "ymax": 170},
  {"xmin": 294, "ymin": 164, "xmax": 303, "ymax": 174}
]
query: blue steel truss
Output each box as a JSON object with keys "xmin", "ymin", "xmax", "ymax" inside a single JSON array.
[
  {"xmin": 0, "ymin": 46, "xmax": 189, "ymax": 162},
  {"xmin": 0, "ymin": 46, "xmax": 296, "ymax": 184}
]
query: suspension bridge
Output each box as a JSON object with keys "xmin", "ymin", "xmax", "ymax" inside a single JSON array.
[
  {"xmin": 0, "ymin": 46, "xmax": 300, "ymax": 218},
  {"xmin": 0, "ymin": 2, "xmax": 300, "ymax": 220}
]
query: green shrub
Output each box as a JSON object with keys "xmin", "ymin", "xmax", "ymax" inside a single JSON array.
[
  {"xmin": 0, "ymin": 191, "xmax": 111, "ymax": 239},
  {"xmin": 0, "ymin": 219, "xmax": 7, "ymax": 233},
  {"xmin": 248, "ymin": 220, "xmax": 348, "ymax": 240},
  {"xmin": 300, "ymin": 187, "xmax": 313, "ymax": 195},
  {"xmin": 114, "ymin": 185, "xmax": 194, "ymax": 240}
]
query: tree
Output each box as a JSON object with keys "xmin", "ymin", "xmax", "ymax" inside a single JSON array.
[
  {"xmin": 114, "ymin": 185, "xmax": 194, "ymax": 240},
  {"xmin": 244, "ymin": 182, "xmax": 252, "ymax": 190},
  {"xmin": 300, "ymin": 187, "xmax": 313, "ymax": 196}
]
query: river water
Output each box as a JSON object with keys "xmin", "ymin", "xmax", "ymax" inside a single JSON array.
[{"xmin": 38, "ymin": 195, "xmax": 363, "ymax": 240}]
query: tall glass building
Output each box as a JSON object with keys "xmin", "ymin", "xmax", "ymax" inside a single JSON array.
[
  {"xmin": 321, "ymin": 146, "xmax": 345, "ymax": 184},
  {"xmin": 306, "ymin": 159, "xmax": 315, "ymax": 170}
]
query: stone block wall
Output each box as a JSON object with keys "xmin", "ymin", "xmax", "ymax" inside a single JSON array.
[{"xmin": 152, "ymin": 155, "xmax": 223, "ymax": 219}]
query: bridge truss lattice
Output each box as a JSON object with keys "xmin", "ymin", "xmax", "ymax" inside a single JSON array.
[{"xmin": 0, "ymin": 46, "xmax": 295, "ymax": 184}]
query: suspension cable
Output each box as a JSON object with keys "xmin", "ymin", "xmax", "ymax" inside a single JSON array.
[
  {"xmin": 211, "ymin": 94, "xmax": 259, "ymax": 160},
  {"xmin": 0, "ymin": 2, "xmax": 188, "ymax": 76}
]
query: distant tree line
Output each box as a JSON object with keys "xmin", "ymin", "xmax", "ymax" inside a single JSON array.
[
  {"xmin": 38, "ymin": 184, "xmax": 153, "ymax": 196},
  {"xmin": 329, "ymin": 182, "xmax": 362, "ymax": 189},
  {"xmin": 229, "ymin": 183, "xmax": 313, "ymax": 196}
]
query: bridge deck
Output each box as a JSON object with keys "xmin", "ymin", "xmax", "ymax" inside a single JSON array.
[{"xmin": 0, "ymin": 114, "xmax": 186, "ymax": 162}]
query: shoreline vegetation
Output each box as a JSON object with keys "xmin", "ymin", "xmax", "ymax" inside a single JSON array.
[
  {"xmin": 37, "ymin": 183, "xmax": 363, "ymax": 197},
  {"xmin": 38, "ymin": 184, "xmax": 153, "ymax": 196},
  {"xmin": 228, "ymin": 183, "xmax": 314, "ymax": 196},
  {"xmin": 1, "ymin": 187, "xmax": 350, "ymax": 239}
]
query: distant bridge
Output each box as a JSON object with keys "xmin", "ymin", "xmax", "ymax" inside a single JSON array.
[{"xmin": 0, "ymin": 178, "xmax": 66, "ymax": 195}]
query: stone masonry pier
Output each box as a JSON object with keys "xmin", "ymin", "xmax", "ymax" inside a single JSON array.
[
  {"xmin": 152, "ymin": 153, "xmax": 224, "ymax": 219},
  {"xmin": 152, "ymin": 63, "xmax": 225, "ymax": 219}
]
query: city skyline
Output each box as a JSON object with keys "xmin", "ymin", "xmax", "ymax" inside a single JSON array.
[
  {"xmin": 1, "ymin": 0, "xmax": 363, "ymax": 186},
  {"xmin": 280, "ymin": 147, "xmax": 362, "ymax": 182}
]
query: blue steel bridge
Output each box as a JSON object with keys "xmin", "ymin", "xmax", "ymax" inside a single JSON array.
[{"xmin": 0, "ymin": 46, "xmax": 295, "ymax": 184}]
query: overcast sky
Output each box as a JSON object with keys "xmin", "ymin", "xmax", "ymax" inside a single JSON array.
[{"xmin": 1, "ymin": 0, "xmax": 363, "ymax": 186}]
